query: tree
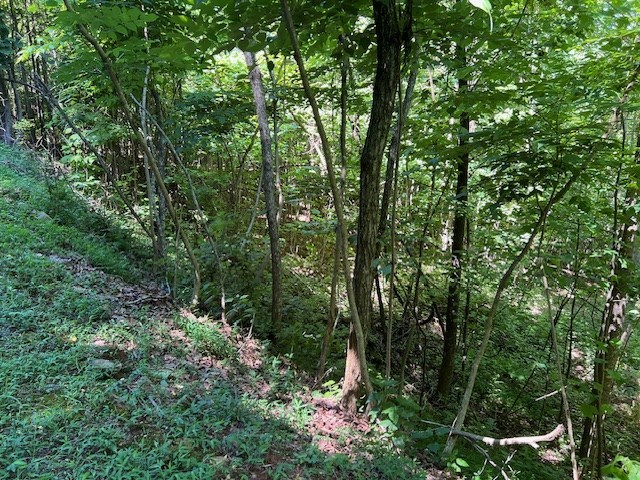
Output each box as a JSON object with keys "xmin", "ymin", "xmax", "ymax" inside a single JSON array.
[
  {"xmin": 579, "ymin": 120, "xmax": 640, "ymax": 477},
  {"xmin": 436, "ymin": 44, "xmax": 470, "ymax": 399},
  {"xmin": 342, "ymin": 0, "xmax": 408, "ymax": 412},
  {"xmin": 0, "ymin": 13, "xmax": 14, "ymax": 145},
  {"xmin": 244, "ymin": 50, "xmax": 283, "ymax": 335}
]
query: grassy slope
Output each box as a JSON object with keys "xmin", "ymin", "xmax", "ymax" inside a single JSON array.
[{"xmin": 0, "ymin": 147, "xmax": 432, "ymax": 479}]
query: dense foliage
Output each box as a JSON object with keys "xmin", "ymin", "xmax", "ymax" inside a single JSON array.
[{"xmin": 1, "ymin": 0, "xmax": 639, "ymax": 478}]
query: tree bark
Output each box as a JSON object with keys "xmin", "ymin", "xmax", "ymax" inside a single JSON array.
[
  {"xmin": 436, "ymin": 64, "xmax": 470, "ymax": 399},
  {"xmin": 280, "ymin": 0, "xmax": 373, "ymax": 402},
  {"xmin": 342, "ymin": 0, "xmax": 404, "ymax": 412},
  {"xmin": 579, "ymin": 128, "xmax": 640, "ymax": 473},
  {"xmin": 244, "ymin": 51, "xmax": 283, "ymax": 335}
]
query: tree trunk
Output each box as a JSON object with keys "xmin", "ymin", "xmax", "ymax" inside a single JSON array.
[
  {"xmin": 244, "ymin": 51, "xmax": 282, "ymax": 335},
  {"xmin": 378, "ymin": 66, "xmax": 418, "ymax": 240},
  {"xmin": 316, "ymin": 37, "xmax": 350, "ymax": 382},
  {"xmin": 342, "ymin": 0, "xmax": 404, "ymax": 412},
  {"xmin": 0, "ymin": 76, "xmax": 13, "ymax": 145},
  {"xmin": 280, "ymin": 0, "xmax": 373, "ymax": 403},
  {"xmin": 436, "ymin": 63, "xmax": 470, "ymax": 399},
  {"xmin": 579, "ymin": 129, "xmax": 639, "ymax": 473},
  {"xmin": 149, "ymin": 84, "xmax": 168, "ymax": 273}
]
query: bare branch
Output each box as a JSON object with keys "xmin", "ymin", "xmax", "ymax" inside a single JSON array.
[{"xmin": 451, "ymin": 424, "xmax": 565, "ymax": 449}]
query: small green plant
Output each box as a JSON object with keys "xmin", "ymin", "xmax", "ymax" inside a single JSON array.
[
  {"xmin": 603, "ymin": 456, "xmax": 640, "ymax": 480},
  {"xmin": 174, "ymin": 314, "xmax": 234, "ymax": 358}
]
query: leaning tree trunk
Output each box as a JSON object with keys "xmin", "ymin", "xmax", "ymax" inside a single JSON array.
[
  {"xmin": 342, "ymin": 0, "xmax": 404, "ymax": 412},
  {"xmin": 63, "ymin": 0, "xmax": 202, "ymax": 303},
  {"xmin": 443, "ymin": 170, "xmax": 583, "ymax": 458},
  {"xmin": 280, "ymin": 0, "xmax": 373, "ymax": 399},
  {"xmin": 443, "ymin": 64, "xmax": 640, "ymax": 459},
  {"xmin": 244, "ymin": 51, "xmax": 283, "ymax": 336}
]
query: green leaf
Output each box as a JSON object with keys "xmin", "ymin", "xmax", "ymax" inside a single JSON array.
[
  {"xmin": 580, "ymin": 403, "xmax": 598, "ymax": 418},
  {"xmin": 469, "ymin": 0, "xmax": 491, "ymax": 13},
  {"xmin": 455, "ymin": 458, "xmax": 470, "ymax": 468},
  {"xmin": 6, "ymin": 460, "xmax": 28, "ymax": 473},
  {"xmin": 468, "ymin": 0, "xmax": 493, "ymax": 32}
]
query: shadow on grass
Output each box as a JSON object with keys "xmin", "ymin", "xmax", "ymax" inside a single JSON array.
[
  {"xmin": 0, "ymin": 145, "xmax": 425, "ymax": 479},
  {"xmin": 0, "ymin": 307, "xmax": 422, "ymax": 480}
]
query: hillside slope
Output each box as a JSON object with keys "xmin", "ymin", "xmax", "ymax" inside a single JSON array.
[{"xmin": 0, "ymin": 147, "xmax": 444, "ymax": 479}]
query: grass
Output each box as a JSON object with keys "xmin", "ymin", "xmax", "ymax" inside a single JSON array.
[{"xmin": 0, "ymin": 146, "xmax": 429, "ymax": 478}]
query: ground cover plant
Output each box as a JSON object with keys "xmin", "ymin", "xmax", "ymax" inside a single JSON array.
[{"xmin": 0, "ymin": 148, "xmax": 430, "ymax": 479}]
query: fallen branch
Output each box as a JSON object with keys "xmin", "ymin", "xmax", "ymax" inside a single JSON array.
[{"xmin": 451, "ymin": 424, "xmax": 565, "ymax": 449}]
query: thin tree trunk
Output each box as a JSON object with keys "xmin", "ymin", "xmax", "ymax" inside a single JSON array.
[
  {"xmin": 129, "ymin": 92, "xmax": 227, "ymax": 318},
  {"xmin": 378, "ymin": 65, "xmax": 417, "ymax": 352},
  {"xmin": 280, "ymin": 0, "xmax": 373, "ymax": 402},
  {"xmin": 8, "ymin": 0, "xmax": 22, "ymax": 125},
  {"xmin": 265, "ymin": 53, "xmax": 284, "ymax": 223},
  {"xmin": 316, "ymin": 233, "xmax": 341, "ymax": 382},
  {"xmin": 149, "ymin": 84, "xmax": 168, "ymax": 272},
  {"xmin": 399, "ymin": 222, "xmax": 429, "ymax": 388},
  {"xmin": 0, "ymin": 74, "xmax": 14, "ymax": 145},
  {"xmin": 444, "ymin": 64, "xmax": 640, "ymax": 459},
  {"xmin": 63, "ymin": 0, "xmax": 201, "ymax": 303},
  {"xmin": 316, "ymin": 36, "xmax": 349, "ymax": 382},
  {"xmin": 461, "ymin": 217, "xmax": 473, "ymax": 377},
  {"xmin": 579, "ymin": 129, "xmax": 640, "ymax": 474},
  {"xmin": 378, "ymin": 66, "xmax": 418, "ymax": 239},
  {"xmin": 386, "ymin": 76, "xmax": 405, "ymax": 379},
  {"xmin": 244, "ymin": 51, "xmax": 282, "ymax": 335},
  {"xmin": 140, "ymin": 66, "xmax": 160, "ymax": 272},
  {"xmin": 540, "ymin": 258, "xmax": 579, "ymax": 480},
  {"xmin": 443, "ymin": 171, "xmax": 584, "ymax": 458},
  {"xmin": 436, "ymin": 59, "xmax": 470, "ymax": 398}
]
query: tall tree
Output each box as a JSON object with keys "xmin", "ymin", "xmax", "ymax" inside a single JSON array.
[
  {"xmin": 0, "ymin": 14, "xmax": 14, "ymax": 145},
  {"xmin": 579, "ymin": 123, "xmax": 640, "ymax": 476},
  {"xmin": 342, "ymin": 0, "xmax": 408, "ymax": 412},
  {"xmin": 436, "ymin": 45, "xmax": 470, "ymax": 399},
  {"xmin": 244, "ymin": 50, "xmax": 283, "ymax": 335}
]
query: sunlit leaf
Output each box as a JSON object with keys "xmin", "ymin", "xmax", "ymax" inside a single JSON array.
[{"xmin": 469, "ymin": 0, "xmax": 493, "ymax": 32}]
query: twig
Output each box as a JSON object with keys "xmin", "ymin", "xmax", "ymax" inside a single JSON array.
[
  {"xmin": 535, "ymin": 388, "xmax": 563, "ymax": 402},
  {"xmin": 471, "ymin": 443, "xmax": 511, "ymax": 480},
  {"xmin": 421, "ymin": 420, "xmax": 564, "ymax": 448}
]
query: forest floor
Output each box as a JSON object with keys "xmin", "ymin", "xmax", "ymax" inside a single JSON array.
[{"xmin": 0, "ymin": 151, "xmax": 452, "ymax": 478}]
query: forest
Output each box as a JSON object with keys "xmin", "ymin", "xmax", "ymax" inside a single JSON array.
[{"xmin": 0, "ymin": 0, "xmax": 639, "ymax": 478}]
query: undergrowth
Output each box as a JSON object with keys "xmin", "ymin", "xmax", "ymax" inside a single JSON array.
[{"xmin": 0, "ymin": 147, "xmax": 427, "ymax": 478}]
